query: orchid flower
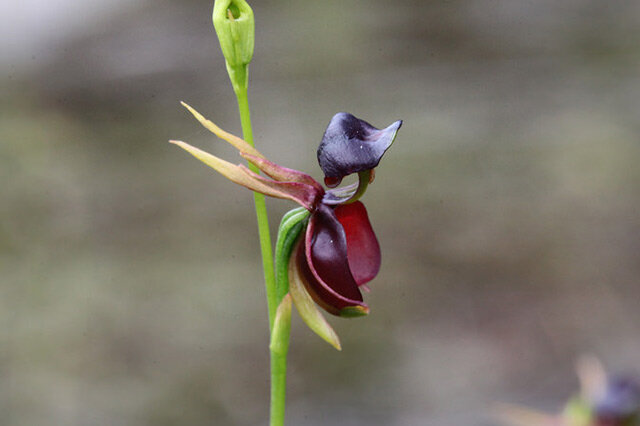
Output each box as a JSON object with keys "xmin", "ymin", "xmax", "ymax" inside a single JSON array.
[
  {"xmin": 496, "ymin": 356, "xmax": 640, "ymax": 426},
  {"xmin": 171, "ymin": 103, "xmax": 401, "ymax": 346}
]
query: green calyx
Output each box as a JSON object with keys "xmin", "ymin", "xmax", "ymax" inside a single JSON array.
[{"xmin": 213, "ymin": 0, "xmax": 255, "ymax": 92}]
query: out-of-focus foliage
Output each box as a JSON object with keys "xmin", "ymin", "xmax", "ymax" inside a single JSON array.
[{"xmin": 1, "ymin": 0, "xmax": 639, "ymax": 425}]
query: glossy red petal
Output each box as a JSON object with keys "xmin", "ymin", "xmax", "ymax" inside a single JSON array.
[
  {"xmin": 334, "ymin": 201, "xmax": 381, "ymax": 286},
  {"xmin": 298, "ymin": 203, "xmax": 367, "ymax": 316}
]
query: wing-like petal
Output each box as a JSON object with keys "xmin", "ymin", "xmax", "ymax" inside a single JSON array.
[
  {"xmin": 241, "ymin": 153, "xmax": 324, "ymax": 194},
  {"xmin": 317, "ymin": 112, "xmax": 402, "ymax": 184},
  {"xmin": 171, "ymin": 140, "xmax": 318, "ymax": 208},
  {"xmin": 239, "ymin": 165, "xmax": 322, "ymax": 210},
  {"xmin": 299, "ymin": 204, "xmax": 369, "ymax": 317},
  {"xmin": 334, "ymin": 201, "xmax": 381, "ymax": 286}
]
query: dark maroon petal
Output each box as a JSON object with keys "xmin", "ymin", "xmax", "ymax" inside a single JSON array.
[
  {"xmin": 334, "ymin": 201, "xmax": 380, "ymax": 286},
  {"xmin": 239, "ymin": 165, "xmax": 323, "ymax": 210},
  {"xmin": 241, "ymin": 152, "xmax": 325, "ymax": 194},
  {"xmin": 317, "ymin": 112, "xmax": 402, "ymax": 183},
  {"xmin": 297, "ymin": 203, "xmax": 367, "ymax": 316}
]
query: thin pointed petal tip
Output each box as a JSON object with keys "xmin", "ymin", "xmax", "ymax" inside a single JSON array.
[
  {"xmin": 317, "ymin": 112, "xmax": 402, "ymax": 181},
  {"xmin": 180, "ymin": 101, "xmax": 263, "ymax": 158}
]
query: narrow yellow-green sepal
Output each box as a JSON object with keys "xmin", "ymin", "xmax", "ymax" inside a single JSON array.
[
  {"xmin": 269, "ymin": 294, "xmax": 292, "ymax": 356},
  {"xmin": 169, "ymin": 141, "xmax": 320, "ymax": 207},
  {"xmin": 180, "ymin": 102, "xmax": 263, "ymax": 158},
  {"xmin": 288, "ymin": 245, "xmax": 342, "ymax": 351},
  {"xmin": 170, "ymin": 140, "xmax": 305, "ymax": 204}
]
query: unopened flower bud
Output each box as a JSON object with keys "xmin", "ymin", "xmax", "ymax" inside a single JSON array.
[{"xmin": 213, "ymin": 0, "xmax": 255, "ymax": 92}]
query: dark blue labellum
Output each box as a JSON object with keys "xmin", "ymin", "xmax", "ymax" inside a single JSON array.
[{"xmin": 317, "ymin": 112, "xmax": 402, "ymax": 185}]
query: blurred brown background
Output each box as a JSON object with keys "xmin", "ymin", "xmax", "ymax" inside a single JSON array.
[{"xmin": 1, "ymin": 0, "xmax": 639, "ymax": 425}]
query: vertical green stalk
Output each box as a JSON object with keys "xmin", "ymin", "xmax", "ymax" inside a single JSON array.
[
  {"xmin": 269, "ymin": 348, "xmax": 289, "ymax": 426},
  {"xmin": 235, "ymin": 82, "xmax": 288, "ymax": 426},
  {"xmin": 269, "ymin": 209, "xmax": 308, "ymax": 426},
  {"xmin": 215, "ymin": 2, "xmax": 290, "ymax": 424},
  {"xmin": 234, "ymin": 86, "xmax": 278, "ymax": 328},
  {"xmin": 270, "ymin": 295, "xmax": 290, "ymax": 426}
]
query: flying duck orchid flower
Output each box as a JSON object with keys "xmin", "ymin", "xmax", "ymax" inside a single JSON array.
[
  {"xmin": 496, "ymin": 356, "xmax": 640, "ymax": 426},
  {"xmin": 171, "ymin": 103, "xmax": 401, "ymax": 337}
]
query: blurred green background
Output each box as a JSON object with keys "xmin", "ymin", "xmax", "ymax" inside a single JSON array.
[{"xmin": 1, "ymin": 0, "xmax": 639, "ymax": 425}]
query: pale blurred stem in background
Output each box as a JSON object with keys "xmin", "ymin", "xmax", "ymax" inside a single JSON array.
[{"xmin": 233, "ymin": 84, "xmax": 290, "ymax": 426}]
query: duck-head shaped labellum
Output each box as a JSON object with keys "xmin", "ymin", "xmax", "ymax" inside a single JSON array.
[{"xmin": 318, "ymin": 112, "xmax": 402, "ymax": 187}]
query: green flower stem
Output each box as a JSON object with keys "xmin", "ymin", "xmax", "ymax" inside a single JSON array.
[
  {"xmin": 235, "ymin": 83, "xmax": 304, "ymax": 426},
  {"xmin": 216, "ymin": 3, "xmax": 292, "ymax": 425},
  {"xmin": 233, "ymin": 85, "xmax": 278, "ymax": 328},
  {"xmin": 269, "ymin": 208, "xmax": 309, "ymax": 426},
  {"xmin": 269, "ymin": 293, "xmax": 291, "ymax": 426},
  {"xmin": 269, "ymin": 346, "xmax": 289, "ymax": 426}
]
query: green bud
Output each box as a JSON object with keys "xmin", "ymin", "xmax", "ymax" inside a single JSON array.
[{"xmin": 213, "ymin": 0, "xmax": 255, "ymax": 92}]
